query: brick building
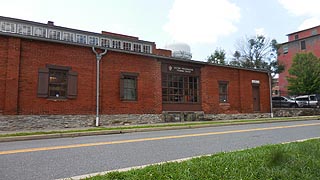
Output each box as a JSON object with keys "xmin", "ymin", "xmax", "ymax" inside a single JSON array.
[
  {"xmin": 278, "ymin": 25, "xmax": 320, "ymax": 95},
  {"xmin": 0, "ymin": 16, "xmax": 271, "ymax": 129}
]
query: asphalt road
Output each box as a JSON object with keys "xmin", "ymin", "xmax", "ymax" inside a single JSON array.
[{"xmin": 0, "ymin": 120, "xmax": 319, "ymax": 180}]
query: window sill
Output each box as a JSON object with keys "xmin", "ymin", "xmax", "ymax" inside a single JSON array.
[
  {"xmin": 219, "ymin": 102, "xmax": 230, "ymax": 106},
  {"xmin": 121, "ymin": 100, "xmax": 138, "ymax": 102},
  {"xmin": 47, "ymin": 98, "xmax": 68, "ymax": 102}
]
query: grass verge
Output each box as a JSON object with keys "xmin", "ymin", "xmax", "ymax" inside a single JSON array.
[
  {"xmin": 0, "ymin": 116, "xmax": 319, "ymax": 138},
  {"xmin": 86, "ymin": 138, "xmax": 320, "ymax": 180}
]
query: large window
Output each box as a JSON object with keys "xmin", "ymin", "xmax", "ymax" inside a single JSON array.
[
  {"xmin": 162, "ymin": 74, "xmax": 199, "ymax": 103},
  {"xmin": 17, "ymin": 24, "xmax": 32, "ymax": 35},
  {"xmin": 33, "ymin": 27, "xmax": 47, "ymax": 37},
  {"xmin": 88, "ymin": 36, "xmax": 99, "ymax": 46},
  {"xmin": 219, "ymin": 81, "xmax": 228, "ymax": 103},
  {"xmin": 48, "ymin": 29, "xmax": 61, "ymax": 40},
  {"xmin": 62, "ymin": 32, "xmax": 75, "ymax": 42},
  {"xmin": 133, "ymin": 43, "xmax": 142, "ymax": 52},
  {"xmin": 120, "ymin": 73, "xmax": 138, "ymax": 101},
  {"xmin": 112, "ymin": 40, "xmax": 121, "ymax": 49},
  {"xmin": 0, "ymin": 21, "xmax": 16, "ymax": 33},
  {"xmin": 76, "ymin": 34, "xmax": 87, "ymax": 44},
  {"xmin": 38, "ymin": 65, "xmax": 78, "ymax": 99}
]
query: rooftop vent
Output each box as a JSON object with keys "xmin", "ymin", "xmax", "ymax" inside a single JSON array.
[{"xmin": 47, "ymin": 21, "xmax": 54, "ymax": 26}]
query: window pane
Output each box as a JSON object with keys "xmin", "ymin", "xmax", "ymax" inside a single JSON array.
[
  {"xmin": 49, "ymin": 69, "xmax": 67, "ymax": 98},
  {"xmin": 162, "ymin": 73, "xmax": 199, "ymax": 103},
  {"xmin": 219, "ymin": 82, "xmax": 228, "ymax": 102}
]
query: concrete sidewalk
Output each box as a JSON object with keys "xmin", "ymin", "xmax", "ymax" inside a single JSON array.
[{"xmin": 0, "ymin": 117, "xmax": 319, "ymax": 143}]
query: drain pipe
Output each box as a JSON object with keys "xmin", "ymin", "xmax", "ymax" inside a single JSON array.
[
  {"xmin": 268, "ymin": 72, "xmax": 273, "ymax": 118},
  {"xmin": 92, "ymin": 47, "xmax": 107, "ymax": 127}
]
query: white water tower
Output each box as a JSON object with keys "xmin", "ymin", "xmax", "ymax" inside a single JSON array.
[{"xmin": 165, "ymin": 43, "xmax": 192, "ymax": 60}]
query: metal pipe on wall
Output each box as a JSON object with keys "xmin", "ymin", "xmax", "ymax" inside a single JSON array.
[{"xmin": 92, "ymin": 47, "xmax": 107, "ymax": 126}]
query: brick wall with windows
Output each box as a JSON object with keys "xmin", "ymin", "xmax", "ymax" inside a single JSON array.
[
  {"xmin": 0, "ymin": 36, "xmax": 8, "ymax": 114},
  {"xmin": 0, "ymin": 35, "xmax": 270, "ymax": 116},
  {"xmin": 100, "ymin": 51, "xmax": 162, "ymax": 114},
  {"xmin": 0, "ymin": 35, "xmax": 162, "ymax": 115},
  {"xmin": 201, "ymin": 65, "xmax": 270, "ymax": 114}
]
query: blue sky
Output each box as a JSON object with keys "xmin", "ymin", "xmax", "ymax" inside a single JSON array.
[{"xmin": 2, "ymin": 0, "xmax": 320, "ymax": 61}]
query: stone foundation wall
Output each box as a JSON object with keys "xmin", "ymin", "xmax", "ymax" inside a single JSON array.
[
  {"xmin": 2, "ymin": 109, "xmax": 319, "ymax": 131},
  {"xmin": 0, "ymin": 114, "xmax": 163, "ymax": 131},
  {"xmin": 204, "ymin": 113, "xmax": 271, "ymax": 120},
  {"xmin": 272, "ymin": 108, "xmax": 320, "ymax": 117}
]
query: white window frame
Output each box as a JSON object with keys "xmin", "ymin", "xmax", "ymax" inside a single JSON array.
[
  {"xmin": 17, "ymin": 24, "xmax": 32, "ymax": 35},
  {"xmin": 133, "ymin": 43, "xmax": 142, "ymax": 52},
  {"xmin": 62, "ymin": 32, "xmax": 75, "ymax": 42},
  {"xmin": 48, "ymin": 29, "xmax": 61, "ymax": 40},
  {"xmin": 0, "ymin": 21, "xmax": 16, "ymax": 33},
  {"xmin": 100, "ymin": 38, "xmax": 110, "ymax": 47},
  {"xmin": 76, "ymin": 34, "xmax": 87, "ymax": 44},
  {"xmin": 88, "ymin": 36, "xmax": 99, "ymax": 46},
  {"xmin": 123, "ymin": 41, "xmax": 132, "ymax": 51},
  {"xmin": 33, "ymin": 27, "xmax": 47, "ymax": 37},
  {"xmin": 112, "ymin": 40, "xmax": 121, "ymax": 49},
  {"xmin": 143, "ymin": 45, "xmax": 151, "ymax": 53}
]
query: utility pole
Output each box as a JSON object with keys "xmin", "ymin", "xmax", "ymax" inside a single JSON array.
[{"xmin": 92, "ymin": 47, "xmax": 107, "ymax": 126}]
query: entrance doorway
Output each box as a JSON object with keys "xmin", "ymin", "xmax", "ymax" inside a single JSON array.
[{"xmin": 252, "ymin": 85, "xmax": 260, "ymax": 112}]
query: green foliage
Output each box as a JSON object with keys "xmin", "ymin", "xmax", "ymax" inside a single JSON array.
[
  {"xmin": 207, "ymin": 48, "xmax": 226, "ymax": 65},
  {"xmin": 86, "ymin": 139, "xmax": 320, "ymax": 180},
  {"xmin": 287, "ymin": 52, "xmax": 320, "ymax": 95},
  {"xmin": 230, "ymin": 35, "xmax": 284, "ymax": 76}
]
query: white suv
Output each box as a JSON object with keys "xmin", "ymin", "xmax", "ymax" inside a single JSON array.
[{"xmin": 294, "ymin": 94, "xmax": 320, "ymax": 108}]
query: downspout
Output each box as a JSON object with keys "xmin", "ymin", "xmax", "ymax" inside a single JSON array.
[
  {"xmin": 92, "ymin": 47, "xmax": 107, "ymax": 127},
  {"xmin": 268, "ymin": 72, "xmax": 273, "ymax": 118}
]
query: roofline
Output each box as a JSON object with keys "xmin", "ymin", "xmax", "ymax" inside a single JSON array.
[
  {"xmin": 0, "ymin": 16, "xmax": 155, "ymax": 44},
  {"xmin": 279, "ymin": 33, "xmax": 320, "ymax": 45},
  {"xmin": 286, "ymin": 24, "xmax": 320, "ymax": 36},
  {"xmin": 0, "ymin": 32, "xmax": 269, "ymax": 75}
]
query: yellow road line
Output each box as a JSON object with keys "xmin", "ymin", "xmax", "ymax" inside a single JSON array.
[{"xmin": 1, "ymin": 122, "xmax": 319, "ymax": 155}]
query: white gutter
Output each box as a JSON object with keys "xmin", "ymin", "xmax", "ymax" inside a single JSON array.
[
  {"xmin": 268, "ymin": 72, "xmax": 273, "ymax": 118},
  {"xmin": 92, "ymin": 47, "xmax": 107, "ymax": 127}
]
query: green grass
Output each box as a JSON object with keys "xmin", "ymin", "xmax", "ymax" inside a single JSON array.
[
  {"xmin": 0, "ymin": 116, "xmax": 319, "ymax": 138},
  {"xmin": 86, "ymin": 138, "xmax": 320, "ymax": 180}
]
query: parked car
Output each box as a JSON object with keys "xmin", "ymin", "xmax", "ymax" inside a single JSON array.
[
  {"xmin": 294, "ymin": 94, "xmax": 320, "ymax": 108},
  {"xmin": 272, "ymin": 96, "xmax": 298, "ymax": 108}
]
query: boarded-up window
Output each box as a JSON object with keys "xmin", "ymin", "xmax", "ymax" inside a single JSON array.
[
  {"xmin": 37, "ymin": 65, "xmax": 78, "ymax": 99},
  {"xmin": 120, "ymin": 72, "xmax": 138, "ymax": 101}
]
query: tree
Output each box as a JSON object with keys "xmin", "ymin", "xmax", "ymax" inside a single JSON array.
[
  {"xmin": 229, "ymin": 50, "xmax": 241, "ymax": 66},
  {"xmin": 287, "ymin": 53, "xmax": 320, "ymax": 95},
  {"xmin": 232, "ymin": 35, "xmax": 284, "ymax": 76},
  {"xmin": 207, "ymin": 48, "xmax": 226, "ymax": 65}
]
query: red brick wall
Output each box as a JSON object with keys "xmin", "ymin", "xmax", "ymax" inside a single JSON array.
[
  {"xmin": 201, "ymin": 65, "xmax": 270, "ymax": 114},
  {"xmin": 17, "ymin": 39, "xmax": 96, "ymax": 114},
  {"xmin": 100, "ymin": 52, "xmax": 162, "ymax": 114},
  {"xmin": 0, "ymin": 36, "xmax": 8, "ymax": 113},
  {"xmin": 0, "ymin": 35, "xmax": 270, "ymax": 115},
  {"xmin": 288, "ymin": 26, "xmax": 320, "ymax": 41},
  {"xmin": 1, "ymin": 36, "xmax": 162, "ymax": 115}
]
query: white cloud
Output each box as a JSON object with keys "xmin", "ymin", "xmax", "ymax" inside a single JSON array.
[
  {"xmin": 298, "ymin": 17, "xmax": 320, "ymax": 30},
  {"xmin": 278, "ymin": 0, "xmax": 320, "ymax": 17},
  {"xmin": 278, "ymin": 0, "xmax": 320, "ymax": 30},
  {"xmin": 163, "ymin": 0, "xmax": 240, "ymax": 44}
]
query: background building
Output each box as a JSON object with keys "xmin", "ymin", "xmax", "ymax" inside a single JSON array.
[
  {"xmin": 278, "ymin": 25, "xmax": 320, "ymax": 95},
  {"xmin": 0, "ymin": 16, "xmax": 271, "ymax": 130}
]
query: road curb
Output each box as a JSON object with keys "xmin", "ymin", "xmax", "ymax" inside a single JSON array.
[{"xmin": 0, "ymin": 118, "xmax": 319, "ymax": 142}]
